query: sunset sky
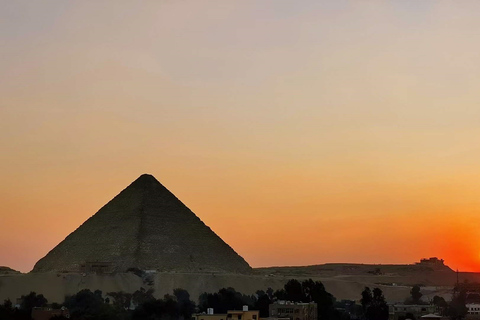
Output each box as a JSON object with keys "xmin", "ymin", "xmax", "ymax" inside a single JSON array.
[{"xmin": 2, "ymin": 1, "xmax": 480, "ymax": 273}]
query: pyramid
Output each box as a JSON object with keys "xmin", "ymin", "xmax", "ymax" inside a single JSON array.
[{"xmin": 33, "ymin": 174, "xmax": 252, "ymax": 274}]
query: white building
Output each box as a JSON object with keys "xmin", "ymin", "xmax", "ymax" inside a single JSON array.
[{"xmin": 467, "ymin": 303, "xmax": 480, "ymax": 316}]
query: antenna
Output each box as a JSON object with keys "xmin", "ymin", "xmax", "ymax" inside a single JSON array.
[{"xmin": 454, "ymin": 268, "xmax": 459, "ymax": 295}]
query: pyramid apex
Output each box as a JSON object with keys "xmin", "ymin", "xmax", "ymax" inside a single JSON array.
[
  {"xmin": 126, "ymin": 174, "xmax": 162, "ymax": 191},
  {"xmin": 134, "ymin": 173, "xmax": 159, "ymax": 184},
  {"xmin": 138, "ymin": 173, "xmax": 156, "ymax": 180}
]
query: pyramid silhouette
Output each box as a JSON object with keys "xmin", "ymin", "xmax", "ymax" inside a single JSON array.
[{"xmin": 33, "ymin": 174, "xmax": 251, "ymax": 273}]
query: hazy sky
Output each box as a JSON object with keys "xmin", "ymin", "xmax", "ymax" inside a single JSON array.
[{"xmin": 2, "ymin": 1, "xmax": 480, "ymax": 273}]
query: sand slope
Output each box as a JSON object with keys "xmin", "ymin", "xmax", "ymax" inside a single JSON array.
[{"xmin": 1, "ymin": 263, "xmax": 472, "ymax": 304}]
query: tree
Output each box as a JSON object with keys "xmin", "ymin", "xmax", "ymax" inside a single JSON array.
[
  {"xmin": 94, "ymin": 289, "xmax": 104, "ymax": 302},
  {"xmin": 132, "ymin": 287, "xmax": 155, "ymax": 307},
  {"xmin": 174, "ymin": 288, "xmax": 196, "ymax": 320},
  {"xmin": 198, "ymin": 287, "xmax": 255, "ymax": 313},
  {"xmin": 405, "ymin": 285, "xmax": 423, "ymax": 304},
  {"xmin": 361, "ymin": 287, "xmax": 388, "ymax": 320},
  {"xmin": 433, "ymin": 296, "xmax": 448, "ymax": 315},
  {"xmin": 273, "ymin": 279, "xmax": 337, "ymax": 320},
  {"xmin": 64, "ymin": 289, "xmax": 118, "ymax": 320},
  {"xmin": 361, "ymin": 287, "xmax": 373, "ymax": 315},
  {"xmin": 0, "ymin": 299, "xmax": 16, "ymax": 320},
  {"xmin": 266, "ymin": 287, "xmax": 274, "ymax": 299},
  {"xmin": 132, "ymin": 294, "xmax": 189, "ymax": 320},
  {"xmin": 3, "ymin": 299, "xmax": 12, "ymax": 311},
  {"xmin": 448, "ymin": 290, "xmax": 468, "ymax": 320},
  {"xmin": 284, "ymin": 279, "xmax": 304, "ymax": 302},
  {"xmin": 107, "ymin": 291, "xmax": 133, "ymax": 311},
  {"xmin": 302, "ymin": 279, "xmax": 336, "ymax": 320},
  {"xmin": 130, "ymin": 289, "xmax": 196, "ymax": 320},
  {"xmin": 20, "ymin": 292, "xmax": 48, "ymax": 315},
  {"xmin": 255, "ymin": 290, "xmax": 272, "ymax": 318}
]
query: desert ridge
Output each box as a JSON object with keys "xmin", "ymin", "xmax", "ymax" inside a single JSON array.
[{"xmin": 0, "ymin": 262, "xmax": 474, "ymax": 304}]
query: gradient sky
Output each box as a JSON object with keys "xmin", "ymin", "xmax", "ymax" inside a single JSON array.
[{"xmin": 2, "ymin": 1, "xmax": 480, "ymax": 273}]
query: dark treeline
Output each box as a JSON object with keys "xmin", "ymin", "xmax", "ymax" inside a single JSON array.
[
  {"xmin": 197, "ymin": 279, "xmax": 345, "ymax": 320},
  {"xmin": 0, "ymin": 288, "xmax": 195, "ymax": 320},
  {"xmin": 0, "ymin": 292, "xmax": 48, "ymax": 320},
  {"xmin": 0, "ymin": 280, "xmax": 471, "ymax": 320}
]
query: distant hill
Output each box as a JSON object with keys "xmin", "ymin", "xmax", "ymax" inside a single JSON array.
[
  {"xmin": 0, "ymin": 266, "xmax": 21, "ymax": 275},
  {"xmin": 254, "ymin": 262, "xmax": 458, "ymax": 286},
  {"xmin": 255, "ymin": 261, "xmax": 453, "ymax": 278}
]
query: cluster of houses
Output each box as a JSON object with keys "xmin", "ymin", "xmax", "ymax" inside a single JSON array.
[
  {"xmin": 31, "ymin": 301, "xmax": 318, "ymax": 320},
  {"xmin": 194, "ymin": 301, "xmax": 318, "ymax": 320},
  {"xmin": 29, "ymin": 299, "xmax": 480, "ymax": 320}
]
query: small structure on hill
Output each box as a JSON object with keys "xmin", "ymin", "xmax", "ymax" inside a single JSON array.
[{"xmin": 416, "ymin": 258, "xmax": 445, "ymax": 268}]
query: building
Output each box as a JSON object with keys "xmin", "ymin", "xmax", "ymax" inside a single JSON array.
[
  {"xmin": 467, "ymin": 303, "xmax": 480, "ymax": 317},
  {"xmin": 32, "ymin": 307, "xmax": 70, "ymax": 320},
  {"xmin": 269, "ymin": 301, "xmax": 318, "ymax": 320},
  {"xmin": 389, "ymin": 304, "xmax": 436, "ymax": 320},
  {"xmin": 195, "ymin": 306, "xmax": 259, "ymax": 320},
  {"xmin": 416, "ymin": 258, "xmax": 445, "ymax": 268}
]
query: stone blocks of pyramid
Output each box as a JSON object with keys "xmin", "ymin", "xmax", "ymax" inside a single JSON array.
[{"xmin": 32, "ymin": 174, "xmax": 251, "ymax": 274}]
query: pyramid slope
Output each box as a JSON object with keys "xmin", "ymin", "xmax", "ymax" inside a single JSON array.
[{"xmin": 33, "ymin": 174, "xmax": 251, "ymax": 274}]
